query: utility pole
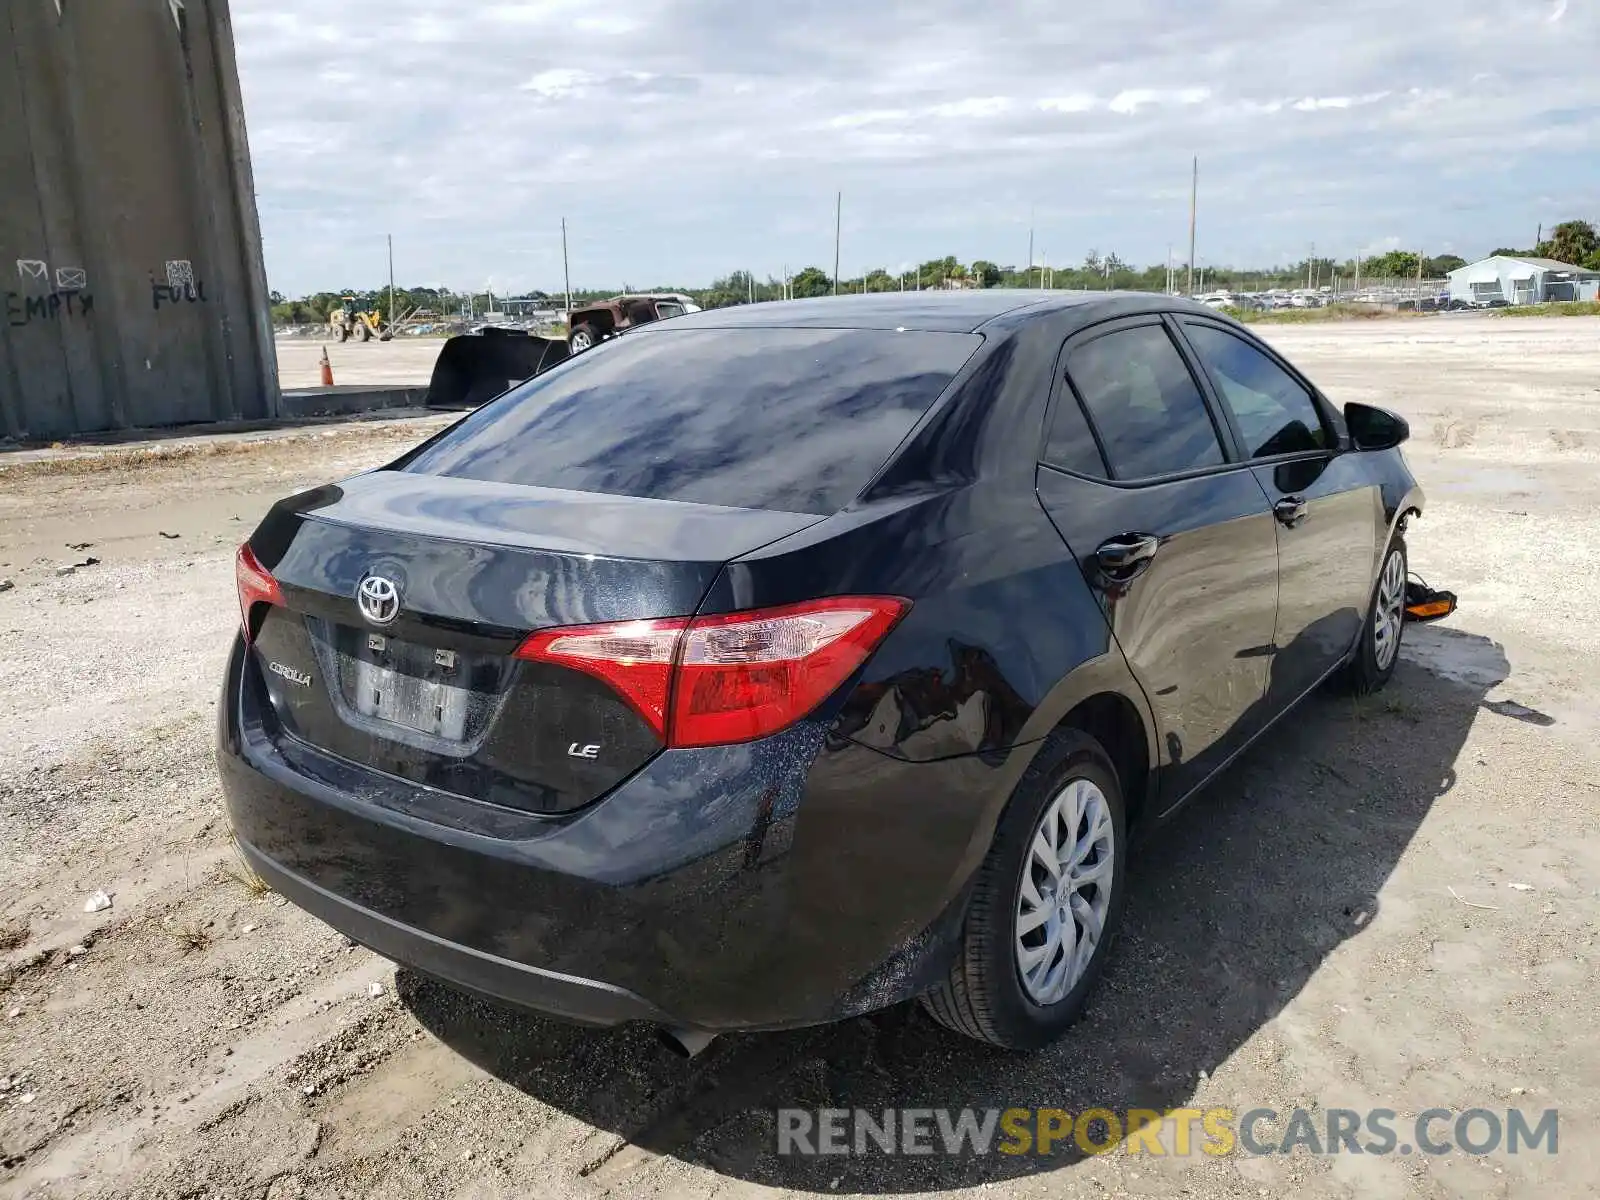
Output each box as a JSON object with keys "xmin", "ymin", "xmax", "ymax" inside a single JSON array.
[
  {"xmin": 1355, "ymin": 254, "xmax": 1362, "ymax": 292},
  {"xmin": 1028, "ymin": 207, "xmax": 1035, "ymax": 288},
  {"xmin": 833, "ymin": 191, "xmax": 841, "ymax": 296},
  {"xmin": 1416, "ymin": 248, "xmax": 1424, "ymax": 305},
  {"xmin": 1187, "ymin": 157, "xmax": 1198, "ymax": 297},
  {"xmin": 1306, "ymin": 243, "xmax": 1314, "ymax": 291},
  {"xmin": 561, "ymin": 218, "xmax": 573, "ymax": 317},
  {"xmin": 387, "ymin": 234, "xmax": 395, "ymax": 329},
  {"xmin": 748, "ymin": 272, "xmax": 754, "ymax": 304},
  {"xmin": 1166, "ymin": 244, "xmax": 1173, "ymax": 294}
]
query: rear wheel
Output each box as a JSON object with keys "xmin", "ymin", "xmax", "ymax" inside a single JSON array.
[
  {"xmin": 332, "ymin": 323, "xmax": 349, "ymax": 343},
  {"xmin": 568, "ymin": 324, "xmax": 597, "ymax": 353},
  {"xmin": 921, "ymin": 729, "xmax": 1128, "ymax": 1050},
  {"xmin": 1343, "ymin": 535, "xmax": 1407, "ymax": 694}
]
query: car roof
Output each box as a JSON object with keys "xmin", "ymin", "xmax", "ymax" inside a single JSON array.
[
  {"xmin": 588, "ymin": 293, "xmax": 688, "ymax": 304},
  {"xmin": 665, "ymin": 290, "xmax": 1212, "ymax": 334}
]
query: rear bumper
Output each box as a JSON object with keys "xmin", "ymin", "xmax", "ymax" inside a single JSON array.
[
  {"xmin": 217, "ymin": 635, "xmax": 1017, "ymax": 1031},
  {"xmin": 236, "ymin": 838, "xmax": 668, "ymax": 1026}
]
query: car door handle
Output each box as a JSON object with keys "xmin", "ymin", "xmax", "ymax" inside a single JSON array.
[
  {"xmin": 1274, "ymin": 496, "xmax": 1309, "ymax": 528},
  {"xmin": 1095, "ymin": 533, "xmax": 1160, "ymax": 576}
]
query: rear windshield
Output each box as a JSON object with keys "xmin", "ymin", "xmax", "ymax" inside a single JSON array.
[{"xmin": 401, "ymin": 327, "xmax": 981, "ymax": 514}]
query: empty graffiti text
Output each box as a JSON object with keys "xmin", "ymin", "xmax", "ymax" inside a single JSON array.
[{"xmin": 5, "ymin": 290, "xmax": 96, "ymax": 327}]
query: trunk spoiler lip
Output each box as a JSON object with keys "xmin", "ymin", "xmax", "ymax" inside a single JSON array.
[{"xmin": 291, "ymin": 471, "xmax": 831, "ymax": 563}]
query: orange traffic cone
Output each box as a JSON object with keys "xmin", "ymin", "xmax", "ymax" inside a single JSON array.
[{"xmin": 319, "ymin": 345, "xmax": 334, "ymax": 387}]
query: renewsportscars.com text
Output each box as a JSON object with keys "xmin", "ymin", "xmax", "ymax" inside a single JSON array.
[{"xmin": 776, "ymin": 1106, "xmax": 1559, "ymax": 1158}]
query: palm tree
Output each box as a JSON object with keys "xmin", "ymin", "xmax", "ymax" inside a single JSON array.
[{"xmin": 1543, "ymin": 220, "xmax": 1598, "ymax": 267}]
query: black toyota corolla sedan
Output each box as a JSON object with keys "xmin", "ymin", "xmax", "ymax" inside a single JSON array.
[{"xmin": 218, "ymin": 291, "xmax": 1422, "ymax": 1052}]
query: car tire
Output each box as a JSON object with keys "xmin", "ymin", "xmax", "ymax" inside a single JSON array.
[
  {"xmin": 568, "ymin": 324, "xmax": 597, "ymax": 353},
  {"xmin": 921, "ymin": 728, "xmax": 1128, "ymax": 1050},
  {"xmin": 1342, "ymin": 535, "xmax": 1407, "ymax": 695}
]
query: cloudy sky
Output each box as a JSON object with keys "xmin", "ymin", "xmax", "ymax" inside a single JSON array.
[{"xmin": 233, "ymin": 0, "xmax": 1600, "ymax": 296}]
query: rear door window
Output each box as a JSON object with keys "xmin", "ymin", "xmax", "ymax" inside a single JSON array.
[
  {"xmin": 1064, "ymin": 324, "xmax": 1226, "ymax": 479},
  {"xmin": 1183, "ymin": 323, "xmax": 1330, "ymax": 458},
  {"xmin": 1042, "ymin": 385, "xmax": 1109, "ymax": 477},
  {"xmin": 401, "ymin": 328, "xmax": 981, "ymax": 514}
]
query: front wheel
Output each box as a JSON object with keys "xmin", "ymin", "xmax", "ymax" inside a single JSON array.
[
  {"xmin": 921, "ymin": 729, "xmax": 1128, "ymax": 1050},
  {"xmin": 1343, "ymin": 535, "xmax": 1407, "ymax": 694}
]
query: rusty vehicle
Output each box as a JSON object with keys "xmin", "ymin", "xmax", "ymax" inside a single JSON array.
[{"xmin": 566, "ymin": 293, "xmax": 698, "ymax": 352}]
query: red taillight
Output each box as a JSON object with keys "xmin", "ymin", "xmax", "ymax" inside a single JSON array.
[
  {"xmin": 670, "ymin": 597, "xmax": 909, "ymax": 747},
  {"xmin": 516, "ymin": 617, "xmax": 688, "ymax": 737},
  {"xmin": 235, "ymin": 543, "xmax": 284, "ymax": 642},
  {"xmin": 515, "ymin": 596, "xmax": 909, "ymax": 748}
]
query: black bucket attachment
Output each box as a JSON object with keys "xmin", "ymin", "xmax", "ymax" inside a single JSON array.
[
  {"xmin": 425, "ymin": 329, "xmax": 569, "ymax": 410},
  {"xmin": 1404, "ymin": 576, "xmax": 1457, "ymax": 623}
]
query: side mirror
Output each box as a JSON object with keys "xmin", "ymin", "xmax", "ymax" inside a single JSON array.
[{"xmin": 1344, "ymin": 402, "xmax": 1409, "ymax": 451}]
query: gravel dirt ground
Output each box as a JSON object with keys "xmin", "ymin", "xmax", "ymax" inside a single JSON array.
[
  {"xmin": 1, "ymin": 315, "xmax": 1597, "ymax": 1198},
  {"xmin": 276, "ymin": 336, "xmax": 450, "ymax": 390}
]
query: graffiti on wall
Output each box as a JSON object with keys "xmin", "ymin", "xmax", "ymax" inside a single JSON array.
[
  {"xmin": 151, "ymin": 259, "xmax": 206, "ymax": 309},
  {"xmin": 5, "ymin": 257, "xmax": 94, "ymax": 327},
  {"xmin": 6, "ymin": 290, "xmax": 95, "ymax": 326}
]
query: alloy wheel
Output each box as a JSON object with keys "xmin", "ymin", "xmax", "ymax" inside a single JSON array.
[
  {"xmin": 1373, "ymin": 547, "xmax": 1406, "ymax": 671},
  {"xmin": 1014, "ymin": 777, "xmax": 1116, "ymax": 1005}
]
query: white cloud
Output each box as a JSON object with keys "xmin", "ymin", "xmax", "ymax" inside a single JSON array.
[
  {"xmin": 231, "ymin": 0, "xmax": 1600, "ymax": 293},
  {"xmin": 520, "ymin": 68, "xmax": 595, "ymax": 98},
  {"xmin": 1107, "ymin": 87, "xmax": 1211, "ymax": 114},
  {"xmin": 1294, "ymin": 96, "xmax": 1351, "ymax": 111},
  {"xmin": 1037, "ymin": 94, "xmax": 1098, "ymax": 113},
  {"xmin": 929, "ymin": 96, "xmax": 1012, "ymax": 118},
  {"xmin": 829, "ymin": 109, "xmax": 912, "ymax": 128}
]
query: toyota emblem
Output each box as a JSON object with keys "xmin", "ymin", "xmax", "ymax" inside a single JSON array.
[{"xmin": 356, "ymin": 574, "xmax": 401, "ymax": 626}]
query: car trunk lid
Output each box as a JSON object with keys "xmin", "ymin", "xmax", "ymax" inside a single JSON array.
[{"xmin": 244, "ymin": 470, "xmax": 823, "ymax": 814}]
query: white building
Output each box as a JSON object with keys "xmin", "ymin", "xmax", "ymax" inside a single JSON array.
[{"xmin": 1446, "ymin": 255, "xmax": 1600, "ymax": 306}]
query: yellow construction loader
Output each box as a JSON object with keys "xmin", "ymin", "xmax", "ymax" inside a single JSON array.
[{"xmin": 328, "ymin": 297, "xmax": 392, "ymax": 342}]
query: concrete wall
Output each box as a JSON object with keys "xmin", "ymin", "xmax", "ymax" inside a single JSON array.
[{"xmin": 0, "ymin": 0, "xmax": 277, "ymax": 439}]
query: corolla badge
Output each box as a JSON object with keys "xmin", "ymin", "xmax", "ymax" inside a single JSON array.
[
  {"xmin": 268, "ymin": 661, "xmax": 312, "ymax": 687},
  {"xmin": 356, "ymin": 574, "xmax": 401, "ymax": 626}
]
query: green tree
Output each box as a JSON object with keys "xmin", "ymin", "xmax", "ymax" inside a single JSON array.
[
  {"xmin": 1365, "ymin": 250, "xmax": 1421, "ymax": 279},
  {"xmin": 1542, "ymin": 220, "xmax": 1599, "ymax": 267},
  {"xmin": 1425, "ymin": 254, "xmax": 1467, "ymax": 276},
  {"xmin": 788, "ymin": 266, "xmax": 833, "ymax": 298},
  {"xmin": 971, "ymin": 260, "xmax": 1001, "ymax": 288},
  {"xmin": 1585, "ymin": 249, "xmax": 1600, "ymax": 272}
]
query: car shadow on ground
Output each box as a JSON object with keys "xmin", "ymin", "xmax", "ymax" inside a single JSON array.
[{"xmin": 398, "ymin": 624, "xmax": 1508, "ymax": 1193}]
